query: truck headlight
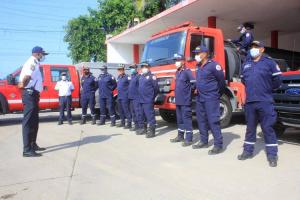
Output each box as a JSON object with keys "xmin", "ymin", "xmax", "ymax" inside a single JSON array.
[{"xmin": 167, "ymin": 96, "xmax": 176, "ymax": 104}]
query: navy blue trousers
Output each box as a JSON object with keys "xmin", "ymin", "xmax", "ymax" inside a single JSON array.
[
  {"xmin": 129, "ymin": 99, "xmax": 142, "ymax": 127},
  {"xmin": 140, "ymin": 103, "xmax": 156, "ymax": 128},
  {"xmin": 59, "ymin": 96, "xmax": 72, "ymax": 121},
  {"xmin": 196, "ymin": 99, "xmax": 223, "ymax": 148},
  {"xmin": 176, "ymin": 105, "xmax": 193, "ymax": 142},
  {"xmin": 99, "ymin": 97, "xmax": 116, "ymax": 123},
  {"xmin": 81, "ymin": 93, "xmax": 95, "ymax": 117},
  {"xmin": 118, "ymin": 99, "xmax": 132, "ymax": 124},
  {"xmin": 22, "ymin": 89, "xmax": 40, "ymax": 152},
  {"xmin": 243, "ymin": 102, "xmax": 278, "ymax": 158}
]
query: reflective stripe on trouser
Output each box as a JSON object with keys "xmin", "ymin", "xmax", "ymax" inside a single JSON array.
[
  {"xmin": 59, "ymin": 96, "xmax": 72, "ymax": 121},
  {"xmin": 176, "ymin": 105, "xmax": 193, "ymax": 142},
  {"xmin": 140, "ymin": 103, "xmax": 156, "ymax": 127},
  {"xmin": 118, "ymin": 99, "xmax": 132, "ymax": 124},
  {"xmin": 81, "ymin": 94, "xmax": 95, "ymax": 116},
  {"xmin": 243, "ymin": 102, "xmax": 278, "ymax": 158},
  {"xmin": 22, "ymin": 90, "xmax": 40, "ymax": 152},
  {"xmin": 99, "ymin": 97, "xmax": 116, "ymax": 123},
  {"xmin": 196, "ymin": 99, "xmax": 223, "ymax": 148},
  {"xmin": 129, "ymin": 99, "xmax": 142, "ymax": 126}
]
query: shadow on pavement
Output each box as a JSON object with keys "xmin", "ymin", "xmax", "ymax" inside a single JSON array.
[{"xmin": 42, "ymin": 134, "xmax": 122, "ymax": 154}]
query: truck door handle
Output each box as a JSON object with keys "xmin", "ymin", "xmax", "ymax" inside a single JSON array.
[{"xmin": 43, "ymin": 86, "xmax": 48, "ymax": 91}]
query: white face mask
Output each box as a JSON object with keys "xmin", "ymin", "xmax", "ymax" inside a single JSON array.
[
  {"xmin": 175, "ymin": 61, "xmax": 182, "ymax": 69},
  {"xmin": 61, "ymin": 76, "xmax": 67, "ymax": 81},
  {"xmin": 39, "ymin": 55, "xmax": 45, "ymax": 62},
  {"xmin": 141, "ymin": 68, "xmax": 149, "ymax": 74},
  {"xmin": 240, "ymin": 27, "xmax": 246, "ymax": 34},
  {"xmin": 250, "ymin": 48, "xmax": 260, "ymax": 58},
  {"xmin": 195, "ymin": 55, "xmax": 202, "ymax": 63}
]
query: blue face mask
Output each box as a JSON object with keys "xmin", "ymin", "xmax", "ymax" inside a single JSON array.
[
  {"xmin": 130, "ymin": 68, "xmax": 137, "ymax": 74},
  {"xmin": 250, "ymin": 48, "xmax": 260, "ymax": 58}
]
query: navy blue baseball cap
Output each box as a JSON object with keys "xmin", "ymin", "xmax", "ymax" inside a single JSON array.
[
  {"xmin": 32, "ymin": 46, "xmax": 48, "ymax": 55},
  {"xmin": 193, "ymin": 45, "xmax": 209, "ymax": 53},
  {"xmin": 251, "ymin": 41, "xmax": 264, "ymax": 48}
]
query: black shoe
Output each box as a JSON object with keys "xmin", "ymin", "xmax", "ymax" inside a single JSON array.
[
  {"xmin": 80, "ymin": 117, "xmax": 86, "ymax": 125},
  {"xmin": 192, "ymin": 142, "xmax": 208, "ymax": 149},
  {"xmin": 58, "ymin": 121, "xmax": 63, "ymax": 125},
  {"xmin": 130, "ymin": 126, "xmax": 138, "ymax": 132},
  {"xmin": 237, "ymin": 152, "xmax": 253, "ymax": 160},
  {"xmin": 182, "ymin": 141, "xmax": 193, "ymax": 147},
  {"xmin": 97, "ymin": 121, "xmax": 105, "ymax": 126},
  {"xmin": 170, "ymin": 136, "xmax": 184, "ymax": 143},
  {"xmin": 91, "ymin": 117, "xmax": 96, "ymax": 125},
  {"xmin": 268, "ymin": 157, "xmax": 278, "ymax": 167},
  {"xmin": 117, "ymin": 123, "xmax": 125, "ymax": 128},
  {"xmin": 146, "ymin": 127, "xmax": 155, "ymax": 138},
  {"xmin": 136, "ymin": 128, "xmax": 147, "ymax": 135},
  {"xmin": 32, "ymin": 144, "xmax": 46, "ymax": 151},
  {"xmin": 110, "ymin": 122, "xmax": 116, "ymax": 127},
  {"xmin": 208, "ymin": 146, "xmax": 223, "ymax": 155},
  {"xmin": 23, "ymin": 151, "xmax": 42, "ymax": 157},
  {"xmin": 68, "ymin": 121, "xmax": 73, "ymax": 125},
  {"xmin": 124, "ymin": 123, "xmax": 132, "ymax": 129}
]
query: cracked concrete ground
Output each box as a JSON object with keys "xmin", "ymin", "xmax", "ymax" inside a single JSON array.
[{"xmin": 0, "ymin": 111, "xmax": 299, "ymax": 200}]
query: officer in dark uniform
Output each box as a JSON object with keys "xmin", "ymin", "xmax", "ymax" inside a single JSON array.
[
  {"xmin": 136, "ymin": 63, "xmax": 159, "ymax": 138},
  {"xmin": 80, "ymin": 66, "xmax": 98, "ymax": 125},
  {"xmin": 238, "ymin": 41, "xmax": 282, "ymax": 167},
  {"xmin": 98, "ymin": 65, "xmax": 117, "ymax": 126},
  {"xmin": 170, "ymin": 56, "xmax": 196, "ymax": 146},
  {"xmin": 116, "ymin": 64, "xmax": 132, "ymax": 128},
  {"xmin": 128, "ymin": 64, "xmax": 142, "ymax": 131},
  {"xmin": 231, "ymin": 24, "xmax": 254, "ymax": 54},
  {"xmin": 192, "ymin": 45, "xmax": 226, "ymax": 155},
  {"xmin": 19, "ymin": 46, "xmax": 48, "ymax": 157}
]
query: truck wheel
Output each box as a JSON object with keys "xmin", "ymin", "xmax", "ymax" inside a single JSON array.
[
  {"xmin": 0, "ymin": 93, "xmax": 8, "ymax": 114},
  {"xmin": 159, "ymin": 109, "xmax": 176, "ymax": 123},
  {"xmin": 220, "ymin": 95, "xmax": 232, "ymax": 128},
  {"xmin": 274, "ymin": 123, "xmax": 285, "ymax": 137}
]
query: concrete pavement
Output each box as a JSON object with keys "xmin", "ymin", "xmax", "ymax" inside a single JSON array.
[{"xmin": 0, "ymin": 111, "xmax": 299, "ymax": 200}]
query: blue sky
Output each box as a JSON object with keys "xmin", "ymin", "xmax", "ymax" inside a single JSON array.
[{"xmin": 0, "ymin": 0, "xmax": 98, "ymax": 78}]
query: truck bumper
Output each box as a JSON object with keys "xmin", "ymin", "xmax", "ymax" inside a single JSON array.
[{"xmin": 275, "ymin": 105, "xmax": 300, "ymax": 128}]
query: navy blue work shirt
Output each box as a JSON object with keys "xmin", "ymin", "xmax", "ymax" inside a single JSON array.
[
  {"xmin": 128, "ymin": 73, "xmax": 140, "ymax": 100},
  {"xmin": 232, "ymin": 31, "xmax": 254, "ymax": 51},
  {"xmin": 196, "ymin": 60, "xmax": 226, "ymax": 102},
  {"xmin": 81, "ymin": 74, "xmax": 98, "ymax": 95},
  {"xmin": 98, "ymin": 73, "xmax": 117, "ymax": 98},
  {"xmin": 175, "ymin": 67, "xmax": 195, "ymax": 105},
  {"xmin": 117, "ymin": 74, "xmax": 130, "ymax": 100},
  {"xmin": 241, "ymin": 56, "xmax": 282, "ymax": 103},
  {"xmin": 138, "ymin": 71, "xmax": 159, "ymax": 104}
]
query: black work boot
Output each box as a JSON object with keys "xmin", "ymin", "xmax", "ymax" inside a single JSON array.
[
  {"xmin": 146, "ymin": 126, "xmax": 155, "ymax": 138},
  {"xmin": 110, "ymin": 118, "xmax": 116, "ymax": 127},
  {"xmin": 80, "ymin": 116, "xmax": 86, "ymax": 125},
  {"xmin": 58, "ymin": 120, "xmax": 63, "ymax": 125},
  {"xmin": 97, "ymin": 117, "xmax": 105, "ymax": 126},
  {"xmin": 32, "ymin": 143, "xmax": 46, "ymax": 151},
  {"xmin": 192, "ymin": 141, "xmax": 208, "ymax": 149},
  {"xmin": 170, "ymin": 134, "xmax": 184, "ymax": 143},
  {"xmin": 124, "ymin": 122, "xmax": 132, "ymax": 129},
  {"xmin": 91, "ymin": 116, "xmax": 96, "ymax": 125},
  {"xmin": 237, "ymin": 151, "xmax": 254, "ymax": 160},
  {"xmin": 136, "ymin": 127, "xmax": 147, "ymax": 135},
  {"xmin": 130, "ymin": 124, "xmax": 138, "ymax": 131},
  {"xmin": 268, "ymin": 157, "xmax": 278, "ymax": 167},
  {"xmin": 117, "ymin": 122, "xmax": 125, "ymax": 128},
  {"xmin": 68, "ymin": 120, "xmax": 73, "ymax": 125},
  {"xmin": 208, "ymin": 146, "xmax": 223, "ymax": 155},
  {"xmin": 182, "ymin": 140, "xmax": 193, "ymax": 147}
]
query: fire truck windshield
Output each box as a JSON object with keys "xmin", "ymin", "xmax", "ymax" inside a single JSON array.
[{"xmin": 141, "ymin": 31, "xmax": 187, "ymax": 66}]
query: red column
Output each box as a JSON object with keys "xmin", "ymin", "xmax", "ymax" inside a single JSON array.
[
  {"xmin": 133, "ymin": 44, "xmax": 139, "ymax": 64},
  {"xmin": 208, "ymin": 16, "xmax": 216, "ymax": 28},
  {"xmin": 271, "ymin": 30, "xmax": 278, "ymax": 48}
]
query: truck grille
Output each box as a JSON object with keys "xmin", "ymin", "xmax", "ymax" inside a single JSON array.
[{"xmin": 157, "ymin": 77, "xmax": 172, "ymax": 93}]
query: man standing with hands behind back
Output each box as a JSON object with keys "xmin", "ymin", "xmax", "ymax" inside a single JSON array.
[{"xmin": 19, "ymin": 46, "xmax": 48, "ymax": 157}]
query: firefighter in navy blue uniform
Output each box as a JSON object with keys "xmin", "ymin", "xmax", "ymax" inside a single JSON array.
[
  {"xmin": 238, "ymin": 41, "xmax": 282, "ymax": 167},
  {"xmin": 170, "ymin": 57, "xmax": 196, "ymax": 147},
  {"xmin": 231, "ymin": 24, "xmax": 254, "ymax": 54},
  {"xmin": 116, "ymin": 64, "xmax": 132, "ymax": 128},
  {"xmin": 19, "ymin": 46, "xmax": 48, "ymax": 157},
  {"xmin": 97, "ymin": 65, "xmax": 117, "ymax": 126},
  {"xmin": 80, "ymin": 66, "xmax": 98, "ymax": 125},
  {"xmin": 192, "ymin": 45, "xmax": 226, "ymax": 155},
  {"xmin": 136, "ymin": 63, "xmax": 159, "ymax": 138},
  {"xmin": 128, "ymin": 64, "xmax": 142, "ymax": 131}
]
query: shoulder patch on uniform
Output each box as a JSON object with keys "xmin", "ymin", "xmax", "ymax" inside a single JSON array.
[
  {"xmin": 152, "ymin": 75, "xmax": 157, "ymax": 80},
  {"xmin": 246, "ymin": 33, "xmax": 250, "ymax": 37},
  {"xmin": 216, "ymin": 65, "xmax": 222, "ymax": 71},
  {"xmin": 244, "ymin": 64, "xmax": 251, "ymax": 69},
  {"xmin": 276, "ymin": 64, "xmax": 281, "ymax": 71},
  {"xmin": 128, "ymin": 77, "xmax": 131, "ymax": 80},
  {"xmin": 146, "ymin": 76, "xmax": 150, "ymax": 79},
  {"xmin": 112, "ymin": 76, "xmax": 115, "ymax": 80}
]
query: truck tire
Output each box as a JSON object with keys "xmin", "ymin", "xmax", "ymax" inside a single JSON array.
[
  {"xmin": 0, "ymin": 93, "xmax": 8, "ymax": 114},
  {"xmin": 220, "ymin": 94, "xmax": 232, "ymax": 128},
  {"xmin": 274, "ymin": 123, "xmax": 285, "ymax": 137},
  {"xmin": 159, "ymin": 109, "xmax": 176, "ymax": 123}
]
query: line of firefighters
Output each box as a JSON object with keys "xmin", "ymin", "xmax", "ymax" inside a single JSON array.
[{"xmin": 55, "ymin": 40, "xmax": 282, "ymax": 167}]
